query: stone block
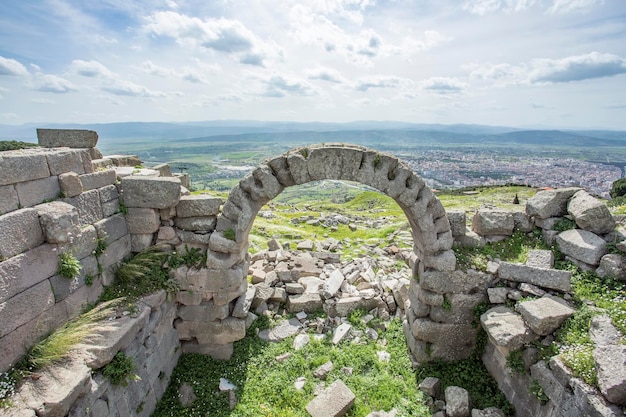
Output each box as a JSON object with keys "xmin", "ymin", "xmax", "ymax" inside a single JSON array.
[
  {"xmin": 320, "ymin": 269, "xmax": 345, "ymax": 299},
  {"xmin": 568, "ymin": 190, "xmax": 615, "ymax": 235},
  {"xmin": 526, "ymin": 187, "xmax": 580, "ymax": 219},
  {"xmin": 94, "ymin": 213, "xmax": 128, "ymax": 243},
  {"xmin": 0, "ymin": 208, "xmax": 44, "ymax": 259},
  {"xmin": 447, "ymin": 210, "xmax": 466, "ymax": 237},
  {"xmin": 287, "ymin": 293, "xmax": 323, "ymax": 313},
  {"xmin": 101, "ymin": 199, "xmax": 120, "ymax": 217},
  {"xmin": 419, "ymin": 377, "xmax": 441, "ymax": 398},
  {"xmin": 0, "ymin": 244, "xmax": 58, "ymax": 303},
  {"xmin": 58, "ymin": 225, "xmax": 97, "ymax": 260},
  {"xmin": 35, "ymin": 201, "xmax": 81, "ymax": 244},
  {"xmin": 498, "ymin": 262, "xmax": 571, "ymax": 292},
  {"xmin": 176, "ymin": 317, "xmax": 246, "ymax": 345},
  {"xmin": 472, "ymin": 209, "xmax": 514, "ymax": 236},
  {"xmin": 98, "ymin": 184, "xmax": 119, "ymax": 203},
  {"xmin": 37, "ymin": 128, "xmax": 98, "ymax": 148},
  {"xmin": 49, "ymin": 255, "xmax": 97, "ymax": 302},
  {"xmin": 556, "ymin": 229, "xmax": 607, "ymax": 266},
  {"xmin": 445, "ymin": 386, "xmax": 470, "ymax": 417},
  {"xmin": 305, "ymin": 379, "xmax": 355, "ymax": 417},
  {"xmin": 121, "ymin": 176, "xmax": 181, "ymax": 209},
  {"xmin": 0, "ymin": 149, "xmax": 50, "ymax": 186},
  {"xmin": 594, "ymin": 344, "xmax": 626, "ymax": 406},
  {"xmin": 420, "ymin": 269, "xmax": 491, "ymax": 294},
  {"xmin": 0, "ymin": 279, "xmax": 55, "ymax": 336},
  {"xmin": 526, "ymin": 249, "xmax": 554, "ymax": 269},
  {"xmin": 79, "ymin": 169, "xmax": 116, "ymax": 191},
  {"xmin": 178, "ymin": 301, "xmax": 230, "ymax": 322},
  {"xmin": 126, "ymin": 207, "xmax": 160, "ymax": 234},
  {"xmin": 516, "ymin": 295, "xmax": 575, "ymax": 336},
  {"xmin": 79, "ymin": 306, "xmax": 151, "ymax": 368},
  {"xmin": 176, "ymin": 195, "xmax": 222, "ymax": 217},
  {"xmin": 180, "ymin": 263, "xmax": 246, "ymax": 294},
  {"xmin": 480, "ymin": 306, "xmax": 535, "ymax": 350},
  {"xmin": 0, "ymin": 184, "xmax": 19, "ymax": 215},
  {"xmin": 176, "ymin": 230, "xmax": 210, "ymax": 245},
  {"xmin": 15, "ymin": 176, "xmax": 60, "ymax": 208},
  {"xmin": 175, "ymin": 216, "xmax": 217, "ymax": 232},
  {"xmin": 58, "ymin": 172, "xmax": 82, "ymax": 198},
  {"xmin": 423, "ymin": 249, "xmax": 456, "ymax": 271},
  {"xmin": 46, "ymin": 148, "xmax": 92, "ymax": 175},
  {"xmin": 62, "ymin": 189, "xmax": 103, "ymax": 225},
  {"xmin": 98, "ymin": 234, "xmax": 131, "ymax": 271},
  {"xmin": 107, "ymin": 154, "xmax": 142, "ymax": 167},
  {"xmin": 512, "ymin": 211, "xmax": 534, "ymax": 232},
  {"xmin": 596, "ymin": 254, "xmax": 626, "ymax": 281},
  {"xmin": 411, "ymin": 318, "xmax": 476, "ymax": 347}
]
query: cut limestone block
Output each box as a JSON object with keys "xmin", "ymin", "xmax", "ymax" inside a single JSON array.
[
  {"xmin": 305, "ymin": 379, "xmax": 355, "ymax": 417},
  {"xmin": 516, "ymin": 296, "xmax": 575, "ymax": 336}
]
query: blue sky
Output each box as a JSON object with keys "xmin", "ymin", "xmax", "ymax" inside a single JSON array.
[{"xmin": 1, "ymin": 0, "xmax": 625, "ymax": 129}]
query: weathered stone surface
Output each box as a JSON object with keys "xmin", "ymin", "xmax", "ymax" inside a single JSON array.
[
  {"xmin": 305, "ymin": 379, "xmax": 355, "ymax": 417},
  {"xmin": 121, "ymin": 176, "xmax": 181, "ymax": 209},
  {"xmin": 498, "ymin": 262, "xmax": 571, "ymax": 292},
  {"xmin": 15, "ymin": 176, "xmax": 60, "ymax": 208},
  {"xmin": 176, "ymin": 195, "xmax": 222, "ymax": 217},
  {"xmin": 526, "ymin": 187, "xmax": 580, "ymax": 219},
  {"xmin": 445, "ymin": 386, "xmax": 470, "ymax": 417},
  {"xmin": 0, "ymin": 208, "xmax": 44, "ymax": 259},
  {"xmin": 97, "ymin": 234, "xmax": 131, "ymax": 272},
  {"xmin": 19, "ymin": 356, "xmax": 92, "ymax": 417},
  {"xmin": 411, "ymin": 318, "xmax": 476, "ymax": 347},
  {"xmin": 596, "ymin": 254, "xmax": 626, "ymax": 281},
  {"xmin": 472, "ymin": 209, "xmax": 514, "ymax": 236},
  {"xmin": 420, "ymin": 269, "xmax": 491, "ymax": 294},
  {"xmin": 177, "ymin": 317, "xmax": 246, "ymax": 345},
  {"xmin": 512, "ymin": 211, "xmax": 533, "ymax": 233},
  {"xmin": 0, "ymin": 279, "xmax": 55, "ymax": 336},
  {"xmin": 126, "ymin": 207, "xmax": 160, "ymax": 234},
  {"xmin": 487, "ymin": 287, "xmax": 508, "ymax": 304},
  {"xmin": 178, "ymin": 301, "xmax": 230, "ymax": 322},
  {"xmin": 37, "ymin": 128, "xmax": 98, "ymax": 148},
  {"xmin": 130, "ymin": 234, "xmax": 154, "ymax": 253},
  {"xmin": 423, "ymin": 249, "xmax": 456, "ymax": 271},
  {"xmin": 567, "ymin": 190, "xmax": 615, "ymax": 235},
  {"xmin": 287, "ymin": 293, "xmax": 323, "ymax": 313},
  {"xmin": 80, "ymin": 306, "xmax": 150, "ymax": 368},
  {"xmin": 590, "ymin": 315, "xmax": 622, "ymax": 346},
  {"xmin": 0, "ymin": 150, "xmax": 50, "ymax": 186},
  {"xmin": 320, "ymin": 269, "xmax": 345, "ymax": 299},
  {"xmin": 447, "ymin": 210, "xmax": 466, "ymax": 237},
  {"xmin": 594, "ymin": 344, "xmax": 626, "ymax": 406},
  {"xmin": 556, "ymin": 229, "xmax": 607, "ymax": 266},
  {"xmin": 0, "ymin": 184, "xmax": 19, "ymax": 215},
  {"xmin": 46, "ymin": 149, "xmax": 92, "ymax": 175},
  {"xmin": 526, "ymin": 249, "xmax": 554, "ymax": 269},
  {"xmin": 480, "ymin": 306, "xmax": 535, "ymax": 350},
  {"xmin": 516, "ymin": 296, "xmax": 575, "ymax": 336},
  {"xmin": 62, "ymin": 189, "xmax": 103, "ymax": 225},
  {"xmin": 58, "ymin": 172, "xmax": 82, "ymax": 198},
  {"xmin": 98, "ymin": 184, "xmax": 119, "ymax": 203},
  {"xmin": 94, "ymin": 213, "xmax": 128, "ymax": 243},
  {"xmin": 181, "ymin": 264, "xmax": 246, "ymax": 293},
  {"xmin": 175, "ymin": 216, "xmax": 217, "ymax": 232},
  {"xmin": 79, "ymin": 169, "xmax": 116, "ymax": 191},
  {"xmin": 35, "ymin": 201, "xmax": 81, "ymax": 244},
  {"xmin": 471, "ymin": 409, "xmax": 505, "ymax": 417},
  {"xmin": 259, "ymin": 318, "xmax": 302, "ymax": 342},
  {"xmin": 0, "ymin": 244, "xmax": 58, "ymax": 303},
  {"xmin": 107, "ymin": 154, "xmax": 142, "ymax": 167},
  {"xmin": 419, "ymin": 377, "xmax": 441, "ymax": 398},
  {"xmin": 49, "ymin": 255, "xmax": 97, "ymax": 301}
]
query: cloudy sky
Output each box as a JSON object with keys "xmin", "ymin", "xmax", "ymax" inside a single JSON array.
[{"xmin": 1, "ymin": 0, "xmax": 625, "ymax": 129}]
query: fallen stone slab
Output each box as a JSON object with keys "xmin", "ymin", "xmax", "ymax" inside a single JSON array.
[
  {"xmin": 287, "ymin": 293, "xmax": 323, "ymax": 313},
  {"xmin": 445, "ymin": 386, "xmax": 470, "ymax": 417},
  {"xmin": 333, "ymin": 323, "xmax": 352, "ymax": 345},
  {"xmin": 480, "ymin": 306, "xmax": 535, "ymax": 350},
  {"xmin": 556, "ymin": 229, "xmax": 607, "ymax": 266},
  {"xmin": 498, "ymin": 262, "xmax": 571, "ymax": 292},
  {"xmin": 471, "ymin": 209, "xmax": 514, "ymax": 236},
  {"xmin": 567, "ymin": 189, "xmax": 615, "ymax": 235},
  {"xmin": 305, "ymin": 379, "xmax": 355, "ymax": 417},
  {"xmin": 258, "ymin": 318, "xmax": 302, "ymax": 342},
  {"xmin": 516, "ymin": 295, "xmax": 575, "ymax": 336},
  {"xmin": 526, "ymin": 187, "xmax": 580, "ymax": 219},
  {"xmin": 525, "ymin": 249, "xmax": 554, "ymax": 269},
  {"xmin": 594, "ymin": 344, "xmax": 626, "ymax": 406}
]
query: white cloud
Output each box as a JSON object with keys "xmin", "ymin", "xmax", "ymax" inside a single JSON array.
[
  {"xmin": 32, "ymin": 98, "xmax": 55, "ymax": 104},
  {"xmin": 468, "ymin": 52, "xmax": 626, "ymax": 86},
  {"xmin": 354, "ymin": 75, "xmax": 407, "ymax": 91},
  {"xmin": 144, "ymin": 12, "xmax": 281, "ymax": 67},
  {"xmin": 141, "ymin": 60, "xmax": 212, "ymax": 84},
  {"xmin": 101, "ymin": 79, "xmax": 167, "ymax": 97},
  {"xmin": 420, "ymin": 77, "xmax": 467, "ymax": 94},
  {"xmin": 71, "ymin": 60, "xmax": 114, "ymax": 78},
  {"xmin": 258, "ymin": 74, "xmax": 318, "ymax": 98},
  {"xmin": 0, "ymin": 56, "xmax": 29, "ymax": 77},
  {"xmin": 548, "ymin": 0, "xmax": 604, "ymax": 14},
  {"xmin": 28, "ymin": 74, "xmax": 77, "ymax": 93},
  {"xmin": 307, "ymin": 66, "xmax": 346, "ymax": 83}
]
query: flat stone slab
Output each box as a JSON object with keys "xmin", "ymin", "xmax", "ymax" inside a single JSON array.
[
  {"xmin": 498, "ymin": 262, "xmax": 571, "ymax": 292},
  {"xmin": 480, "ymin": 306, "xmax": 536, "ymax": 350},
  {"xmin": 516, "ymin": 295, "xmax": 575, "ymax": 336},
  {"xmin": 287, "ymin": 293, "xmax": 323, "ymax": 313},
  {"xmin": 258, "ymin": 318, "xmax": 302, "ymax": 342},
  {"xmin": 556, "ymin": 229, "xmax": 607, "ymax": 266},
  {"xmin": 305, "ymin": 379, "xmax": 355, "ymax": 417}
]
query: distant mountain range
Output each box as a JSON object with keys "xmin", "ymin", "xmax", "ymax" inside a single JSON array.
[{"xmin": 1, "ymin": 120, "xmax": 625, "ymax": 148}]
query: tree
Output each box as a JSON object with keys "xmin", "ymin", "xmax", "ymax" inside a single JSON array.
[{"xmin": 610, "ymin": 178, "xmax": 626, "ymax": 199}]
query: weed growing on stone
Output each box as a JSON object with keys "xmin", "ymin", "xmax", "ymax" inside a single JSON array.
[
  {"xmin": 57, "ymin": 252, "xmax": 82, "ymax": 279},
  {"xmin": 0, "ymin": 371, "xmax": 17, "ymax": 409},
  {"xmin": 529, "ymin": 379, "xmax": 548, "ymax": 403},
  {"xmin": 102, "ymin": 352, "xmax": 138, "ymax": 386},
  {"xmin": 505, "ymin": 349, "xmax": 526, "ymax": 375},
  {"xmin": 168, "ymin": 245, "xmax": 206, "ymax": 270},
  {"xmin": 224, "ymin": 228, "xmax": 236, "ymax": 241},
  {"xmin": 94, "ymin": 235, "xmax": 108, "ymax": 257},
  {"xmin": 552, "ymin": 218, "xmax": 576, "ymax": 232}
]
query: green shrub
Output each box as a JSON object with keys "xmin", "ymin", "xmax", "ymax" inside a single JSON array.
[
  {"xmin": 553, "ymin": 218, "xmax": 576, "ymax": 232},
  {"xmin": 0, "ymin": 141, "xmax": 38, "ymax": 151},
  {"xmin": 506, "ymin": 350, "xmax": 526, "ymax": 375},
  {"xmin": 529, "ymin": 379, "xmax": 548, "ymax": 403},
  {"xmin": 102, "ymin": 352, "xmax": 137, "ymax": 386},
  {"xmin": 610, "ymin": 178, "xmax": 626, "ymax": 199},
  {"xmin": 223, "ymin": 228, "xmax": 236, "ymax": 241},
  {"xmin": 95, "ymin": 235, "xmax": 108, "ymax": 257},
  {"xmin": 57, "ymin": 252, "xmax": 81, "ymax": 279}
]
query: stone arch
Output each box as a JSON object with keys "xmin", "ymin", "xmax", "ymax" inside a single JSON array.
[{"xmin": 187, "ymin": 143, "xmax": 459, "ymax": 360}]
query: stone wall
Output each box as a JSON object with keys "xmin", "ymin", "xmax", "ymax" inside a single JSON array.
[
  {"xmin": 8, "ymin": 291, "xmax": 180, "ymax": 417},
  {"xmin": 0, "ymin": 131, "xmax": 131, "ymax": 373}
]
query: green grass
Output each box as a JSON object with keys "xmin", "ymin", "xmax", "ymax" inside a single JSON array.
[{"xmin": 153, "ymin": 318, "xmax": 432, "ymax": 417}]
